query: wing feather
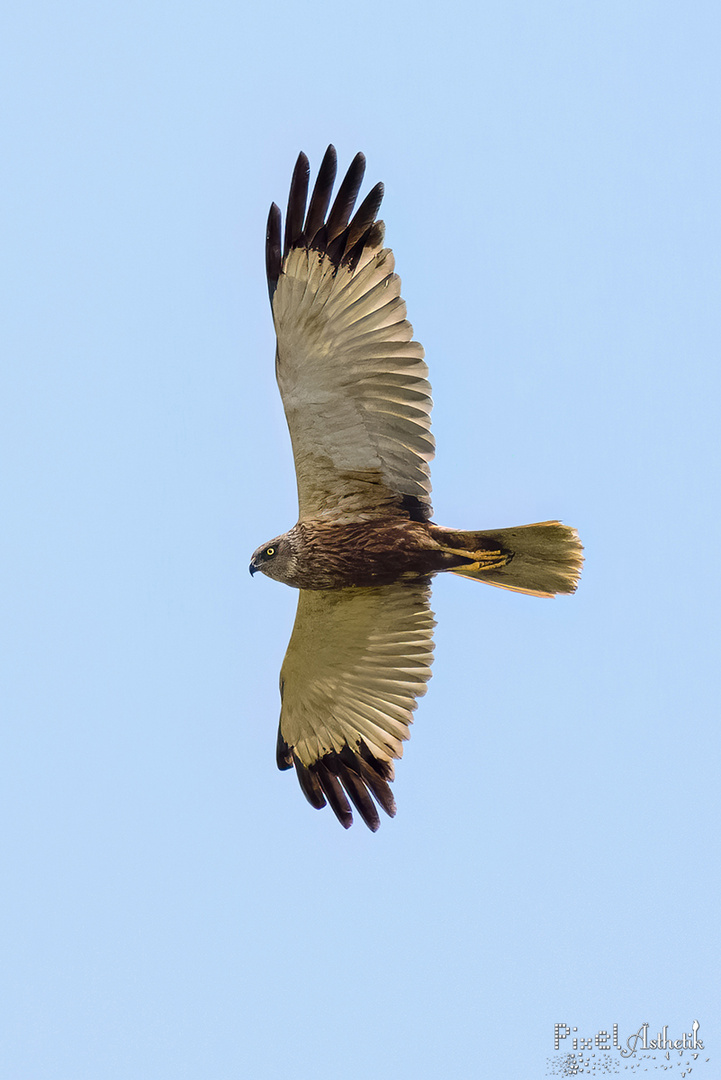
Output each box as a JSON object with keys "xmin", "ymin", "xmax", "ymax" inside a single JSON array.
[
  {"xmin": 314, "ymin": 764, "xmax": 353, "ymax": 828},
  {"xmin": 278, "ymin": 581, "xmax": 435, "ymax": 830},
  {"xmin": 303, "ymin": 144, "xmax": 337, "ymax": 242},
  {"xmin": 325, "ymin": 151, "xmax": 366, "ymax": 240},
  {"xmin": 283, "ymin": 152, "xmax": 310, "ymax": 257},
  {"xmin": 294, "ymin": 758, "xmax": 327, "ymax": 810},
  {"xmin": 269, "ymin": 148, "xmax": 434, "ymax": 521},
  {"xmin": 265, "ymin": 204, "xmax": 282, "ymax": 301},
  {"xmin": 332, "ymin": 763, "xmax": 380, "ymax": 832}
]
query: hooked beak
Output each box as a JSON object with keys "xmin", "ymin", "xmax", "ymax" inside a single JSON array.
[{"xmin": 249, "ymin": 560, "xmax": 257, "ymax": 577}]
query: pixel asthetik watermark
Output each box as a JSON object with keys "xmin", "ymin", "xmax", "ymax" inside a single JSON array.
[{"xmin": 546, "ymin": 1020, "xmax": 709, "ymax": 1076}]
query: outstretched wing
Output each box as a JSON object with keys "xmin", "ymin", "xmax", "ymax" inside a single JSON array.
[
  {"xmin": 267, "ymin": 146, "xmax": 434, "ymax": 523},
  {"xmin": 276, "ymin": 581, "xmax": 435, "ymax": 831}
]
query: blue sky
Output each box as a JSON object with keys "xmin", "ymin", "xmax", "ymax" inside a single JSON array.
[{"xmin": 2, "ymin": 2, "xmax": 719, "ymax": 1078}]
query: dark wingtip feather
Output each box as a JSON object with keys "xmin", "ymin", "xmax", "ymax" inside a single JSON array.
[
  {"xmin": 335, "ymin": 760, "xmax": 381, "ymax": 832},
  {"xmin": 265, "ymin": 202, "xmax": 282, "ymax": 301},
  {"xmin": 355, "ymin": 741, "xmax": 397, "ymax": 817},
  {"xmin": 345, "ymin": 182, "xmax": 384, "ymax": 251},
  {"xmin": 315, "ymin": 763, "xmax": 353, "ymax": 829},
  {"xmin": 303, "ymin": 144, "xmax": 337, "ymax": 243},
  {"xmin": 325, "ymin": 151, "xmax": 366, "ymax": 242},
  {"xmin": 283, "ymin": 152, "xmax": 310, "ymax": 258},
  {"xmin": 294, "ymin": 757, "xmax": 327, "ymax": 811}
]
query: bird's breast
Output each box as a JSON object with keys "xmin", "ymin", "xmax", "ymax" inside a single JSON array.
[{"xmin": 287, "ymin": 520, "xmax": 456, "ymax": 589}]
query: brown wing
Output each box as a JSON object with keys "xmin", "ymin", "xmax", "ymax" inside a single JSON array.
[
  {"xmin": 276, "ymin": 581, "xmax": 435, "ymax": 831},
  {"xmin": 267, "ymin": 146, "xmax": 434, "ymax": 523}
]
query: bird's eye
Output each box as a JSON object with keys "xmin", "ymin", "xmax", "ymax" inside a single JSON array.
[{"xmin": 266, "ymin": 546, "xmax": 275, "ymax": 557}]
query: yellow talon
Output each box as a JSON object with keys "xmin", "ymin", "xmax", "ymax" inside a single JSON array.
[
  {"xmin": 461, "ymin": 553, "xmax": 511, "ymax": 573},
  {"xmin": 436, "ymin": 543, "xmax": 510, "ymax": 573}
]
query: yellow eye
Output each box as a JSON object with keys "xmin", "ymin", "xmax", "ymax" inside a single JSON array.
[{"xmin": 266, "ymin": 547, "xmax": 275, "ymax": 556}]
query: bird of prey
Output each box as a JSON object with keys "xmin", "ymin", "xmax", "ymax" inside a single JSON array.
[{"xmin": 251, "ymin": 146, "xmax": 582, "ymax": 831}]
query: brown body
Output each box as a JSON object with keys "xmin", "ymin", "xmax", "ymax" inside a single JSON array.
[{"xmin": 275, "ymin": 520, "xmax": 494, "ymax": 589}]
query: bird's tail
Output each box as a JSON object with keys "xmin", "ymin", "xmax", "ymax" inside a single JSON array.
[{"xmin": 431, "ymin": 520, "xmax": 583, "ymax": 598}]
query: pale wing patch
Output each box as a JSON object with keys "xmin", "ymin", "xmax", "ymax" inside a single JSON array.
[
  {"xmin": 278, "ymin": 582, "xmax": 435, "ymax": 825},
  {"xmin": 273, "ymin": 245, "xmax": 434, "ymax": 520}
]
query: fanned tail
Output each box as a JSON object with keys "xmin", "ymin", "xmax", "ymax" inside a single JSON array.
[{"xmin": 432, "ymin": 520, "xmax": 583, "ymax": 598}]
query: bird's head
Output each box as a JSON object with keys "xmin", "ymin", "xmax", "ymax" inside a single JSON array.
[{"xmin": 249, "ymin": 533, "xmax": 297, "ymax": 584}]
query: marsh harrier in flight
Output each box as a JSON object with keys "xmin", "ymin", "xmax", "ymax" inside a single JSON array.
[{"xmin": 251, "ymin": 147, "xmax": 582, "ymax": 831}]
